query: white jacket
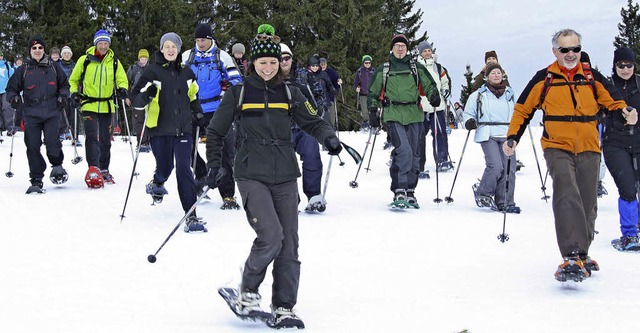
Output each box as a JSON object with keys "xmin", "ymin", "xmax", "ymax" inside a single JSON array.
[{"xmin": 417, "ymin": 57, "xmax": 448, "ymax": 113}]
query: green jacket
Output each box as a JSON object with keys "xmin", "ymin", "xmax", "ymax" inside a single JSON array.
[
  {"xmin": 206, "ymin": 74, "xmax": 335, "ymax": 184},
  {"xmin": 367, "ymin": 54, "xmax": 438, "ymax": 125},
  {"xmin": 68, "ymin": 47, "xmax": 129, "ymax": 113}
]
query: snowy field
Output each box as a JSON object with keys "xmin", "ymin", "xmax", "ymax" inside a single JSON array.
[{"xmin": 1, "ymin": 125, "xmax": 638, "ymax": 333}]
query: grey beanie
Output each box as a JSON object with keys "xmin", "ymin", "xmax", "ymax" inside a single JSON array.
[
  {"xmin": 418, "ymin": 41, "xmax": 432, "ymax": 54},
  {"xmin": 232, "ymin": 43, "xmax": 245, "ymax": 55},
  {"xmin": 160, "ymin": 32, "xmax": 183, "ymax": 54}
]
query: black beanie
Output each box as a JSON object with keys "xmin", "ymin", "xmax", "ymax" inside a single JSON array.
[
  {"xmin": 580, "ymin": 51, "xmax": 591, "ymax": 66},
  {"xmin": 250, "ymin": 39, "xmax": 281, "ymax": 61},
  {"xmin": 390, "ymin": 34, "xmax": 409, "ymax": 48},
  {"xmin": 614, "ymin": 47, "xmax": 635, "ymax": 65},
  {"xmin": 194, "ymin": 23, "xmax": 213, "ymax": 40},
  {"xmin": 308, "ymin": 55, "xmax": 320, "ymax": 66},
  {"xmin": 28, "ymin": 35, "xmax": 46, "ymax": 49}
]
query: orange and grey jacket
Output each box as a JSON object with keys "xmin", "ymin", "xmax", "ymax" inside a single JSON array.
[{"xmin": 507, "ymin": 61, "xmax": 627, "ymax": 154}]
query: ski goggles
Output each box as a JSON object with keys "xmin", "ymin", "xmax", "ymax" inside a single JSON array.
[
  {"xmin": 557, "ymin": 45, "xmax": 581, "ymax": 54},
  {"xmin": 256, "ymin": 33, "xmax": 281, "ymax": 43}
]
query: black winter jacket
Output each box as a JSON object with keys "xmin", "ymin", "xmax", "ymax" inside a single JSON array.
[
  {"xmin": 6, "ymin": 55, "xmax": 70, "ymax": 116},
  {"xmin": 206, "ymin": 73, "xmax": 335, "ymax": 184},
  {"xmin": 132, "ymin": 51, "xmax": 202, "ymax": 137},
  {"xmin": 604, "ymin": 74, "xmax": 640, "ymax": 151}
]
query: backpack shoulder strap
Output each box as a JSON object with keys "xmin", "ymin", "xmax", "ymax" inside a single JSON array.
[
  {"xmin": 380, "ymin": 61, "xmax": 390, "ymax": 100},
  {"xmin": 187, "ymin": 48, "xmax": 196, "ymax": 66}
]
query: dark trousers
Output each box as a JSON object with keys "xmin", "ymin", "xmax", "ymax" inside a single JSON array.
[
  {"xmin": 193, "ymin": 121, "xmax": 236, "ymax": 198},
  {"xmin": 545, "ymin": 148, "xmax": 599, "ymax": 257},
  {"xmin": 150, "ymin": 135, "xmax": 197, "ymax": 213},
  {"xmin": 133, "ymin": 107, "xmax": 149, "ymax": 145},
  {"xmin": 420, "ymin": 110, "xmax": 450, "ymax": 167},
  {"xmin": 237, "ymin": 179, "xmax": 300, "ymax": 309},
  {"xmin": 58, "ymin": 101, "xmax": 78, "ymax": 138},
  {"xmin": 603, "ymin": 144, "xmax": 640, "ymax": 236},
  {"xmin": 83, "ymin": 112, "xmax": 112, "ymax": 170},
  {"xmin": 292, "ymin": 128, "xmax": 322, "ymax": 200},
  {"xmin": 387, "ymin": 121, "xmax": 421, "ymax": 193},
  {"xmin": 23, "ymin": 111, "xmax": 64, "ymax": 180}
]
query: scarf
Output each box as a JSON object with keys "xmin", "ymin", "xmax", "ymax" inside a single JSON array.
[{"xmin": 487, "ymin": 81, "xmax": 507, "ymax": 99}]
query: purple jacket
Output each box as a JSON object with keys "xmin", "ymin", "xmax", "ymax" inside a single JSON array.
[{"xmin": 353, "ymin": 65, "xmax": 374, "ymax": 96}]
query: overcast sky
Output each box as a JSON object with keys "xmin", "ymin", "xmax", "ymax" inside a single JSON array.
[{"xmin": 413, "ymin": 0, "xmax": 627, "ymax": 104}]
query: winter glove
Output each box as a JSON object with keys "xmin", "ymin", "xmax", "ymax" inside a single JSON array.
[
  {"xmin": 441, "ymin": 88, "xmax": 451, "ymax": 99},
  {"xmin": 143, "ymin": 84, "xmax": 158, "ymax": 102},
  {"xmin": 428, "ymin": 90, "xmax": 441, "ymax": 108},
  {"xmin": 117, "ymin": 88, "xmax": 129, "ymax": 100},
  {"xmin": 192, "ymin": 111, "xmax": 205, "ymax": 127},
  {"xmin": 465, "ymin": 118, "xmax": 478, "ymax": 130},
  {"xmin": 368, "ymin": 108, "xmax": 381, "ymax": 128},
  {"xmin": 324, "ymin": 136, "xmax": 342, "ymax": 155},
  {"xmin": 70, "ymin": 92, "xmax": 83, "ymax": 108},
  {"xmin": 57, "ymin": 96, "xmax": 68, "ymax": 111},
  {"xmin": 205, "ymin": 167, "xmax": 227, "ymax": 189},
  {"xmin": 10, "ymin": 96, "xmax": 21, "ymax": 109}
]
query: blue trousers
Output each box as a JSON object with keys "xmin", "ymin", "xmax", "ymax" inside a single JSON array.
[{"xmin": 292, "ymin": 128, "xmax": 322, "ymax": 200}]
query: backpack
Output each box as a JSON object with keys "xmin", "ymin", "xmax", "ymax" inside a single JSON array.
[
  {"xmin": 538, "ymin": 63, "xmax": 599, "ymax": 123},
  {"xmin": 435, "ymin": 63, "xmax": 452, "ymax": 93},
  {"xmin": 186, "ymin": 47, "xmax": 229, "ymax": 80},
  {"xmin": 379, "ymin": 58, "xmax": 420, "ymax": 103},
  {"xmin": 474, "ymin": 88, "xmax": 514, "ymax": 126},
  {"xmin": 235, "ymin": 82, "xmax": 295, "ymax": 114},
  {"xmin": 76, "ymin": 54, "xmax": 119, "ymax": 110}
]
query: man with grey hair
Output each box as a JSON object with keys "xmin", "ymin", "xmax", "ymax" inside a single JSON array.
[{"xmin": 503, "ymin": 28, "xmax": 638, "ymax": 282}]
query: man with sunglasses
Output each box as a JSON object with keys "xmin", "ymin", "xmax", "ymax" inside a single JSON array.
[
  {"xmin": 6, "ymin": 36, "xmax": 70, "ymax": 193},
  {"xmin": 354, "ymin": 55, "xmax": 374, "ymax": 131},
  {"xmin": 503, "ymin": 29, "xmax": 638, "ymax": 282}
]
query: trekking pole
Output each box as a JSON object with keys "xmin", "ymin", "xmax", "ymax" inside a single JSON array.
[
  {"xmin": 527, "ymin": 125, "xmax": 550, "ymax": 201},
  {"xmin": 120, "ymin": 98, "xmax": 136, "ymax": 162},
  {"xmin": 120, "ymin": 107, "xmax": 150, "ymax": 222},
  {"xmin": 63, "ymin": 106, "xmax": 84, "ymax": 165},
  {"xmin": 315, "ymin": 155, "xmax": 334, "ymax": 212},
  {"xmin": 192, "ymin": 126, "xmax": 200, "ymax": 171},
  {"xmin": 147, "ymin": 186, "xmax": 210, "ymax": 263},
  {"xmin": 364, "ymin": 127, "xmax": 379, "ymax": 173},
  {"xmin": 5, "ymin": 108, "xmax": 17, "ymax": 178},
  {"xmin": 433, "ymin": 112, "xmax": 443, "ymax": 203},
  {"xmin": 349, "ymin": 127, "xmax": 375, "ymax": 188},
  {"xmin": 498, "ymin": 140, "xmax": 514, "ymax": 243},
  {"xmin": 444, "ymin": 130, "xmax": 472, "ymax": 203}
]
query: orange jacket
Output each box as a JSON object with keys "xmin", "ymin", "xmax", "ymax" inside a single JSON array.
[{"xmin": 507, "ymin": 61, "xmax": 626, "ymax": 154}]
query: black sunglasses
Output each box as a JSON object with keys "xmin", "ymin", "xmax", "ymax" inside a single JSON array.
[
  {"xmin": 616, "ymin": 62, "xmax": 635, "ymax": 69},
  {"xmin": 31, "ymin": 46, "xmax": 44, "ymax": 50},
  {"xmin": 558, "ymin": 45, "xmax": 581, "ymax": 54},
  {"xmin": 281, "ymin": 56, "xmax": 292, "ymax": 62}
]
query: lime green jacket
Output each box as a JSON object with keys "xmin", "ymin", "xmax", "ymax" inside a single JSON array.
[{"xmin": 68, "ymin": 47, "xmax": 129, "ymax": 113}]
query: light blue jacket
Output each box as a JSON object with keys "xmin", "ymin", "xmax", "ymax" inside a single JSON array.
[
  {"xmin": 0, "ymin": 59, "xmax": 15, "ymax": 93},
  {"xmin": 463, "ymin": 84, "xmax": 516, "ymax": 143}
]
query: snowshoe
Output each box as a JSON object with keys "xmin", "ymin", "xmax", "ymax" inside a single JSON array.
[
  {"xmin": 405, "ymin": 190, "xmax": 420, "ymax": 209},
  {"xmin": 580, "ymin": 255, "xmax": 600, "ymax": 274},
  {"xmin": 389, "ymin": 189, "xmax": 409, "ymax": 210},
  {"xmin": 305, "ymin": 194, "xmax": 326, "ymax": 213},
  {"xmin": 146, "ymin": 180, "xmax": 168, "ymax": 204},
  {"xmin": 597, "ymin": 181, "xmax": 608, "ymax": 198},
  {"xmin": 85, "ymin": 166, "xmax": 104, "ymax": 189},
  {"xmin": 26, "ymin": 178, "xmax": 45, "ymax": 194},
  {"xmin": 113, "ymin": 126, "xmax": 121, "ymax": 136},
  {"xmin": 218, "ymin": 287, "xmax": 271, "ymax": 323},
  {"xmin": 221, "ymin": 197, "xmax": 241, "ymax": 210},
  {"xmin": 138, "ymin": 144, "xmax": 151, "ymax": 153},
  {"xmin": 267, "ymin": 307, "xmax": 305, "ymax": 329},
  {"xmin": 184, "ymin": 215, "xmax": 207, "ymax": 233},
  {"xmin": 516, "ymin": 159, "xmax": 524, "ymax": 172},
  {"xmin": 49, "ymin": 165, "xmax": 69, "ymax": 185},
  {"xmin": 472, "ymin": 182, "xmax": 496, "ymax": 209},
  {"xmin": 418, "ymin": 171, "xmax": 430, "ymax": 179},
  {"xmin": 436, "ymin": 160, "xmax": 455, "ymax": 172},
  {"xmin": 611, "ymin": 235, "xmax": 640, "ymax": 252},
  {"xmin": 491, "ymin": 204, "xmax": 521, "ymax": 214},
  {"xmin": 72, "ymin": 140, "xmax": 82, "ymax": 147},
  {"xmin": 554, "ymin": 257, "xmax": 589, "ymax": 282},
  {"xmin": 100, "ymin": 169, "xmax": 115, "ymax": 185}
]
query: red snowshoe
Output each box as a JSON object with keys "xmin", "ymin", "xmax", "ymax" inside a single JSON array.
[{"xmin": 85, "ymin": 166, "xmax": 105, "ymax": 189}]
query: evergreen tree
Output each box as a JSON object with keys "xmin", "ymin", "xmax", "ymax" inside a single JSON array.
[
  {"xmin": 460, "ymin": 64, "xmax": 474, "ymax": 106},
  {"xmin": 614, "ymin": 0, "xmax": 640, "ymax": 64}
]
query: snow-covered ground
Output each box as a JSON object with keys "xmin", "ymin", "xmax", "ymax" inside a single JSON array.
[{"xmin": 1, "ymin": 126, "xmax": 638, "ymax": 333}]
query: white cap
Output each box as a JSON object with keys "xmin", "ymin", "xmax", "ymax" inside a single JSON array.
[{"xmin": 279, "ymin": 43, "xmax": 292, "ymax": 56}]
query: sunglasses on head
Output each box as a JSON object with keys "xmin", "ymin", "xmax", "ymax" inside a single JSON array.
[
  {"xmin": 256, "ymin": 33, "xmax": 281, "ymax": 43},
  {"xmin": 558, "ymin": 45, "xmax": 581, "ymax": 54},
  {"xmin": 31, "ymin": 46, "xmax": 44, "ymax": 50},
  {"xmin": 616, "ymin": 62, "xmax": 635, "ymax": 69}
]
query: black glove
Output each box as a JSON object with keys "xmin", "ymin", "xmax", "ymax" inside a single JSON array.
[
  {"xmin": 117, "ymin": 88, "xmax": 129, "ymax": 100},
  {"xmin": 57, "ymin": 96, "xmax": 68, "ymax": 110},
  {"xmin": 144, "ymin": 84, "xmax": 158, "ymax": 102},
  {"xmin": 324, "ymin": 136, "xmax": 342, "ymax": 155},
  {"xmin": 368, "ymin": 108, "xmax": 381, "ymax": 128},
  {"xmin": 205, "ymin": 167, "xmax": 227, "ymax": 189},
  {"xmin": 465, "ymin": 118, "xmax": 478, "ymax": 130},
  {"xmin": 428, "ymin": 91, "xmax": 441, "ymax": 107},
  {"xmin": 70, "ymin": 92, "xmax": 83, "ymax": 108},
  {"xmin": 441, "ymin": 88, "xmax": 451, "ymax": 99},
  {"xmin": 10, "ymin": 96, "xmax": 20, "ymax": 109},
  {"xmin": 192, "ymin": 112, "xmax": 205, "ymax": 127}
]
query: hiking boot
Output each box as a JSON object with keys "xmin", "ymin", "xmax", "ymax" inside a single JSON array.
[
  {"xmin": 100, "ymin": 169, "xmax": 115, "ymax": 184},
  {"xmin": 184, "ymin": 214, "xmax": 207, "ymax": 233},
  {"xmin": 437, "ymin": 161, "xmax": 454, "ymax": 172},
  {"xmin": 502, "ymin": 205, "xmax": 521, "ymax": 214},
  {"xmin": 393, "ymin": 189, "xmax": 407, "ymax": 202},
  {"xmin": 49, "ymin": 165, "xmax": 69, "ymax": 184},
  {"xmin": 579, "ymin": 254, "xmax": 600, "ymax": 274},
  {"xmin": 406, "ymin": 189, "xmax": 420, "ymax": 209},
  {"xmin": 138, "ymin": 144, "xmax": 151, "ymax": 153},
  {"xmin": 235, "ymin": 291, "xmax": 263, "ymax": 315},
  {"xmin": 146, "ymin": 180, "xmax": 168, "ymax": 196},
  {"xmin": 418, "ymin": 171, "xmax": 430, "ymax": 179},
  {"xmin": 554, "ymin": 256, "xmax": 590, "ymax": 282},
  {"xmin": 270, "ymin": 306, "xmax": 305, "ymax": 329},
  {"xmin": 221, "ymin": 197, "xmax": 241, "ymax": 210},
  {"xmin": 611, "ymin": 235, "xmax": 640, "ymax": 252},
  {"xmin": 26, "ymin": 178, "xmax": 45, "ymax": 194}
]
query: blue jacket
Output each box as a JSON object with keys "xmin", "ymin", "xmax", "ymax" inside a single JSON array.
[
  {"xmin": 0, "ymin": 59, "xmax": 15, "ymax": 93},
  {"xmin": 182, "ymin": 42, "xmax": 242, "ymax": 114},
  {"xmin": 463, "ymin": 84, "xmax": 516, "ymax": 143}
]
